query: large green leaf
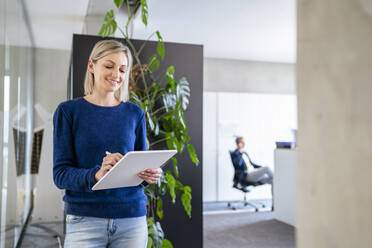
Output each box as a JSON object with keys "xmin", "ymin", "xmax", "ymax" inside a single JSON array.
[
  {"xmin": 153, "ymin": 222, "xmax": 165, "ymax": 248},
  {"xmin": 114, "ymin": 0, "xmax": 123, "ymax": 8},
  {"xmin": 156, "ymin": 198, "xmax": 163, "ymax": 219},
  {"xmin": 130, "ymin": 91, "xmax": 144, "ymax": 108},
  {"xmin": 172, "ymin": 158, "xmax": 179, "ymax": 178},
  {"xmin": 165, "ymin": 132, "xmax": 175, "ymax": 150},
  {"xmin": 158, "ymin": 177, "xmax": 168, "ymax": 196},
  {"xmin": 165, "ymin": 66, "xmax": 176, "ymax": 90},
  {"xmin": 147, "ymin": 237, "xmax": 153, "ymax": 248},
  {"xmin": 147, "ymin": 111, "xmax": 155, "ymax": 131},
  {"xmin": 99, "ymin": 10, "xmax": 117, "ymax": 37},
  {"xmin": 177, "ymin": 77, "xmax": 190, "ymax": 110},
  {"xmin": 147, "ymin": 217, "xmax": 164, "ymax": 248},
  {"xmin": 150, "ymin": 83, "xmax": 161, "ymax": 102},
  {"xmin": 143, "ymin": 184, "xmax": 156, "ymax": 198},
  {"xmin": 140, "ymin": 0, "xmax": 148, "ymax": 26},
  {"xmin": 187, "ymin": 143, "xmax": 199, "ymax": 165},
  {"xmin": 156, "ymin": 31, "xmax": 165, "ymax": 59},
  {"xmin": 165, "ymin": 132, "xmax": 182, "ymax": 152},
  {"xmin": 147, "ymin": 217, "xmax": 154, "ymax": 228},
  {"xmin": 174, "ymin": 180, "xmax": 184, "ymax": 194},
  {"xmin": 162, "ymin": 94, "xmax": 177, "ymax": 113},
  {"xmin": 165, "ymin": 171, "xmax": 176, "ymax": 203},
  {"xmin": 177, "ymin": 108, "xmax": 186, "ymax": 128},
  {"xmin": 166, "ymin": 65, "xmax": 174, "ymax": 75},
  {"xmin": 154, "ymin": 122, "xmax": 160, "ymax": 136},
  {"xmin": 161, "ymin": 239, "xmax": 173, "ymax": 248},
  {"xmin": 181, "ymin": 186, "xmax": 192, "ymax": 218},
  {"xmin": 147, "ymin": 54, "xmax": 160, "ymax": 72}
]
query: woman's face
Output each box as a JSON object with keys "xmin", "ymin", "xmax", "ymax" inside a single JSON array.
[{"xmin": 88, "ymin": 51, "xmax": 128, "ymax": 93}]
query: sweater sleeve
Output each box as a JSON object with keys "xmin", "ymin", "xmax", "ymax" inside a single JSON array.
[
  {"xmin": 53, "ymin": 104, "xmax": 101, "ymax": 192},
  {"xmin": 134, "ymin": 111, "xmax": 148, "ymax": 151},
  {"xmin": 134, "ymin": 111, "xmax": 150, "ymax": 187}
]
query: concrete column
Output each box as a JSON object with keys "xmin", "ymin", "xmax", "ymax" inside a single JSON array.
[{"xmin": 297, "ymin": 1, "xmax": 372, "ymax": 248}]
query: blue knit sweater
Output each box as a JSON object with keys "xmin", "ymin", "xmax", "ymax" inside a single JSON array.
[{"xmin": 53, "ymin": 97, "xmax": 148, "ymax": 218}]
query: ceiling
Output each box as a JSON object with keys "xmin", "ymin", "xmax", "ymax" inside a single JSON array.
[
  {"xmin": 132, "ymin": 0, "xmax": 296, "ymax": 63},
  {"xmin": 10, "ymin": 0, "xmax": 296, "ymax": 63}
]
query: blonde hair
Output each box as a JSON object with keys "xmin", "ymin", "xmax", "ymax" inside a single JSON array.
[{"xmin": 84, "ymin": 39, "xmax": 133, "ymax": 102}]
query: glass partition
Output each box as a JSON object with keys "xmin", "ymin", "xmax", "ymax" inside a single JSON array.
[{"xmin": 0, "ymin": 0, "xmax": 34, "ymax": 247}]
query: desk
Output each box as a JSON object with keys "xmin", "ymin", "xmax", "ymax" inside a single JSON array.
[{"xmin": 274, "ymin": 148, "xmax": 296, "ymax": 226}]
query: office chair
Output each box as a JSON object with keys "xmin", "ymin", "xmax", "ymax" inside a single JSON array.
[{"xmin": 228, "ymin": 151, "xmax": 266, "ymax": 211}]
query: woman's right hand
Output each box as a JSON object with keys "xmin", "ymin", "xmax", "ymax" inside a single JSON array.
[{"xmin": 95, "ymin": 152, "xmax": 123, "ymax": 182}]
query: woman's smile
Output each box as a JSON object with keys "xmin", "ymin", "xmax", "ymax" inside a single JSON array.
[{"xmin": 106, "ymin": 78, "xmax": 119, "ymax": 86}]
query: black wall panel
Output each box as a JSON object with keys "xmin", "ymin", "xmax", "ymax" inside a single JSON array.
[{"xmin": 71, "ymin": 34, "xmax": 203, "ymax": 248}]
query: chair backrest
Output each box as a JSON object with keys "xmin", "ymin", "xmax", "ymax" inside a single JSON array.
[
  {"xmin": 229, "ymin": 150, "xmax": 239, "ymax": 170},
  {"xmin": 229, "ymin": 150, "xmax": 234, "ymax": 167}
]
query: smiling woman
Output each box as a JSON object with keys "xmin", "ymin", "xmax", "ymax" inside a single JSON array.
[{"xmin": 53, "ymin": 39, "xmax": 163, "ymax": 248}]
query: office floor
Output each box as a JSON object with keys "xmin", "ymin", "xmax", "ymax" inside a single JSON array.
[
  {"xmin": 2, "ymin": 221, "xmax": 64, "ymax": 248},
  {"xmin": 21, "ymin": 221, "xmax": 64, "ymax": 248},
  {"xmin": 203, "ymin": 200, "xmax": 295, "ymax": 248},
  {"xmin": 13, "ymin": 200, "xmax": 293, "ymax": 248}
]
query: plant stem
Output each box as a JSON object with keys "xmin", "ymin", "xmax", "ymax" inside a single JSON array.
[
  {"xmin": 118, "ymin": 7, "xmax": 153, "ymax": 103},
  {"xmin": 118, "ymin": 26, "xmax": 149, "ymax": 91},
  {"xmin": 125, "ymin": 0, "xmax": 131, "ymax": 38},
  {"xmin": 117, "ymin": 25, "xmax": 128, "ymax": 40},
  {"xmin": 156, "ymin": 112, "xmax": 170, "ymax": 119},
  {"xmin": 153, "ymin": 93, "xmax": 165, "ymax": 103},
  {"xmin": 137, "ymin": 31, "xmax": 157, "ymax": 56},
  {"xmin": 150, "ymin": 137, "xmax": 168, "ymax": 147},
  {"xmin": 152, "ymin": 198, "xmax": 155, "ymax": 219},
  {"xmin": 151, "ymin": 106, "xmax": 166, "ymax": 116}
]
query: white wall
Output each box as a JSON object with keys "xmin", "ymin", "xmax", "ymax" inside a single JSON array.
[
  {"xmin": 34, "ymin": 47, "xmax": 70, "ymax": 128},
  {"xmin": 204, "ymin": 58, "xmax": 296, "ymax": 94},
  {"xmin": 202, "ymin": 93, "xmax": 218, "ymax": 202}
]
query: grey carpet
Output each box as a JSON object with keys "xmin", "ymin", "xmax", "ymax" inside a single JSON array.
[
  {"xmin": 21, "ymin": 222, "xmax": 64, "ymax": 248},
  {"xmin": 17, "ymin": 209, "xmax": 294, "ymax": 248},
  {"xmin": 2, "ymin": 221, "xmax": 63, "ymax": 248},
  {"xmin": 203, "ymin": 211, "xmax": 295, "ymax": 248}
]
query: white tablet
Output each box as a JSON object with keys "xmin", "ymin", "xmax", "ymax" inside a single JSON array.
[{"xmin": 92, "ymin": 150, "xmax": 177, "ymax": 190}]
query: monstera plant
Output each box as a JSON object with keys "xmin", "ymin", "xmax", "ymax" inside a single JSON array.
[{"xmin": 99, "ymin": 0, "xmax": 199, "ymax": 247}]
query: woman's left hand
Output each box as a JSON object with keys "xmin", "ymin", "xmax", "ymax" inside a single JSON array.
[{"xmin": 137, "ymin": 168, "xmax": 163, "ymax": 184}]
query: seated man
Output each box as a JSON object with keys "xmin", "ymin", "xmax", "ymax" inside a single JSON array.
[{"xmin": 231, "ymin": 137, "xmax": 274, "ymax": 198}]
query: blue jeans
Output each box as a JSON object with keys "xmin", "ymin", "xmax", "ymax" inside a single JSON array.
[{"xmin": 64, "ymin": 214, "xmax": 148, "ymax": 248}]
